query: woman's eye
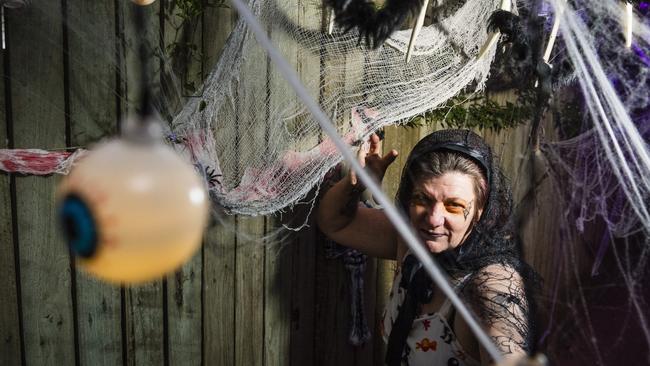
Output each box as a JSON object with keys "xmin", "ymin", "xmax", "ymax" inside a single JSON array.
[
  {"xmin": 444, "ymin": 203, "xmax": 465, "ymax": 213},
  {"xmin": 411, "ymin": 194, "xmax": 428, "ymax": 205}
]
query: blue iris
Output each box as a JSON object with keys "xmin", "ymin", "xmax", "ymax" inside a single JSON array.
[{"xmin": 59, "ymin": 194, "xmax": 98, "ymax": 258}]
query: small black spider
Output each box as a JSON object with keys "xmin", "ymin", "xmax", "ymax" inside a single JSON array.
[
  {"xmin": 166, "ymin": 133, "xmax": 187, "ymax": 145},
  {"xmin": 204, "ymin": 165, "xmax": 222, "ymax": 188}
]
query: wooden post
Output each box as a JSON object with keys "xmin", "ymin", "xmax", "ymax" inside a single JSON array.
[
  {"xmin": 7, "ymin": 1, "xmax": 76, "ymax": 364},
  {"xmin": 120, "ymin": 3, "xmax": 165, "ymax": 365},
  {"xmin": 161, "ymin": 2, "xmax": 204, "ymax": 365},
  {"xmin": 233, "ymin": 14, "xmax": 267, "ymax": 366},
  {"xmin": 202, "ymin": 3, "xmax": 237, "ymax": 365},
  {"xmin": 65, "ymin": 0, "xmax": 124, "ymax": 365},
  {"xmin": 262, "ymin": 0, "xmax": 305, "ymax": 363},
  {"xmin": 0, "ymin": 11, "xmax": 22, "ymax": 364}
]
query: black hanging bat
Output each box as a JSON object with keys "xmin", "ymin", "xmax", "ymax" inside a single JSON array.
[{"xmin": 325, "ymin": 0, "xmax": 424, "ymax": 49}]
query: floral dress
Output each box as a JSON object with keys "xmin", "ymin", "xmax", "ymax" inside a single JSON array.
[{"xmin": 381, "ymin": 265, "xmax": 481, "ymax": 366}]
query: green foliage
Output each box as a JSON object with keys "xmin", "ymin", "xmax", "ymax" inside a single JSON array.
[
  {"xmin": 162, "ymin": 0, "xmax": 227, "ymax": 93},
  {"xmin": 403, "ymin": 89, "xmax": 537, "ymax": 133}
]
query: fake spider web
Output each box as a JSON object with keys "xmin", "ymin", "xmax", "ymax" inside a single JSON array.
[{"xmin": 530, "ymin": 0, "xmax": 650, "ymax": 364}]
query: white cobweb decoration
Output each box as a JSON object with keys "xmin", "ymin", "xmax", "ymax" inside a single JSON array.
[
  {"xmin": 535, "ymin": 0, "xmax": 650, "ymax": 363},
  {"xmin": 169, "ymin": 0, "xmax": 504, "ymax": 215}
]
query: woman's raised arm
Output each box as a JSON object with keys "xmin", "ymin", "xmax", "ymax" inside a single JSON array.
[{"xmin": 316, "ymin": 134, "xmax": 400, "ymax": 259}]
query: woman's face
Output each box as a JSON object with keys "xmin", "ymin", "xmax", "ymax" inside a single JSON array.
[{"xmin": 408, "ymin": 171, "xmax": 482, "ymax": 254}]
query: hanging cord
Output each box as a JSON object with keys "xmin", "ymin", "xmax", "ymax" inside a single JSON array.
[
  {"xmin": 134, "ymin": 5, "xmax": 153, "ymax": 120},
  {"xmin": 123, "ymin": 5, "xmax": 160, "ymax": 143},
  {"xmin": 229, "ymin": 0, "xmax": 503, "ymax": 362}
]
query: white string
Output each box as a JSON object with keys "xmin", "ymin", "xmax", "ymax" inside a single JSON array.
[{"xmin": 229, "ymin": 0, "xmax": 504, "ymax": 361}]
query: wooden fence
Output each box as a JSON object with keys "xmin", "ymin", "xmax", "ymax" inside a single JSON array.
[{"xmin": 0, "ymin": 1, "xmax": 557, "ymax": 365}]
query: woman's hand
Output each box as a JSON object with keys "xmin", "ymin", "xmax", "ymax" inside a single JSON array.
[{"xmin": 349, "ymin": 133, "xmax": 399, "ymax": 188}]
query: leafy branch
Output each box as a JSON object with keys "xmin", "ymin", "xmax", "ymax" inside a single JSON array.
[
  {"xmin": 163, "ymin": 0, "xmax": 227, "ymax": 93},
  {"xmin": 403, "ymin": 89, "xmax": 537, "ymax": 133}
]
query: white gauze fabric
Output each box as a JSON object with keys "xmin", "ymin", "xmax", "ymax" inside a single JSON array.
[{"xmin": 169, "ymin": 0, "xmax": 504, "ymax": 215}]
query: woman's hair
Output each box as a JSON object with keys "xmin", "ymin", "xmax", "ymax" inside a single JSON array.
[{"xmin": 408, "ymin": 150, "xmax": 489, "ymax": 219}]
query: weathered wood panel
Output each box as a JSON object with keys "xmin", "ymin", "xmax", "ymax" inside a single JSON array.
[
  {"xmin": 121, "ymin": 3, "xmax": 165, "ymax": 366},
  {"xmin": 65, "ymin": 1, "xmax": 124, "ymax": 365},
  {"xmin": 0, "ymin": 21, "xmax": 23, "ymax": 366},
  {"xmin": 7, "ymin": 2, "xmax": 77, "ymax": 364},
  {"xmin": 167, "ymin": 252, "xmax": 202, "ymax": 366},
  {"xmin": 233, "ymin": 18, "xmax": 267, "ymax": 365},
  {"xmin": 289, "ymin": 216, "xmax": 317, "ymax": 365},
  {"xmin": 203, "ymin": 215, "xmax": 236, "ymax": 366},
  {"xmin": 286, "ymin": 0, "xmax": 323, "ymax": 364},
  {"xmin": 234, "ymin": 217, "xmax": 265, "ymax": 366},
  {"xmin": 263, "ymin": 216, "xmax": 292, "ymax": 366},
  {"xmin": 202, "ymin": 3, "xmax": 237, "ymax": 366},
  {"xmin": 262, "ymin": 0, "xmax": 303, "ymax": 363},
  {"xmin": 162, "ymin": 2, "xmax": 205, "ymax": 365}
]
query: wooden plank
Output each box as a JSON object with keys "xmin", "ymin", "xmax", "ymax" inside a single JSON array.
[
  {"xmin": 262, "ymin": 0, "xmax": 302, "ymax": 363},
  {"xmin": 313, "ymin": 230, "xmax": 350, "ymax": 366},
  {"xmin": 287, "ymin": 0, "xmax": 325, "ymax": 363},
  {"xmin": 120, "ymin": 2, "xmax": 165, "ymax": 365},
  {"xmin": 234, "ymin": 216, "xmax": 265, "ymax": 366},
  {"xmin": 162, "ymin": 0, "xmax": 203, "ymax": 98},
  {"xmin": 233, "ymin": 16, "xmax": 267, "ymax": 365},
  {"xmin": 66, "ymin": 0, "xmax": 120, "ymax": 146},
  {"xmin": 264, "ymin": 215, "xmax": 292, "ymax": 366},
  {"xmin": 202, "ymin": 1, "xmax": 237, "ymax": 77},
  {"xmin": 166, "ymin": 251, "xmax": 202, "ymax": 366},
  {"xmin": 202, "ymin": 3, "xmax": 237, "ymax": 365},
  {"xmin": 203, "ymin": 215, "xmax": 236, "ymax": 366},
  {"xmin": 7, "ymin": 1, "xmax": 76, "ymax": 364},
  {"xmin": 65, "ymin": 1, "xmax": 123, "ymax": 365},
  {"xmin": 161, "ymin": 2, "xmax": 204, "ymax": 365},
  {"xmin": 0, "ymin": 20, "xmax": 23, "ymax": 366},
  {"xmin": 124, "ymin": 281, "xmax": 164, "ymax": 366},
  {"xmin": 290, "ymin": 216, "xmax": 317, "ymax": 366}
]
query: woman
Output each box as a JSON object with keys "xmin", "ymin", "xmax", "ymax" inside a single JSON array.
[{"xmin": 317, "ymin": 129, "xmax": 537, "ymax": 366}]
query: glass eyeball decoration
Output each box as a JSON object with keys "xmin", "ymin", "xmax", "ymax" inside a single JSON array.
[
  {"xmin": 131, "ymin": 0, "xmax": 157, "ymax": 5},
  {"xmin": 57, "ymin": 117, "xmax": 209, "ymax": 284}
]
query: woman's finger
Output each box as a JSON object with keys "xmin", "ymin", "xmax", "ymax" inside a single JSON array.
[
  {"xmin": 368, "ymin": 133, "xmax": 381, "ymax": 156},
  {"xmin": 351, "ymin": 142, "xmax": 368, "ymax": 186},
  {"xmin": 349, "ymin": 168, "xmax": 357, "ymax": 186},
  {"xmin": 381, "ymin": 149, "xmax": 398, "ymax": 169}
]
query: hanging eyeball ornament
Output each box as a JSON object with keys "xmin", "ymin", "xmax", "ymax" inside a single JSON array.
[
  {"xmin": 57, "ymin": 116, "xmax": 209, "ymax": 284},
  {"xmin": 131, "ymin": 0, "xmax": 157, "ymax": 6}
]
